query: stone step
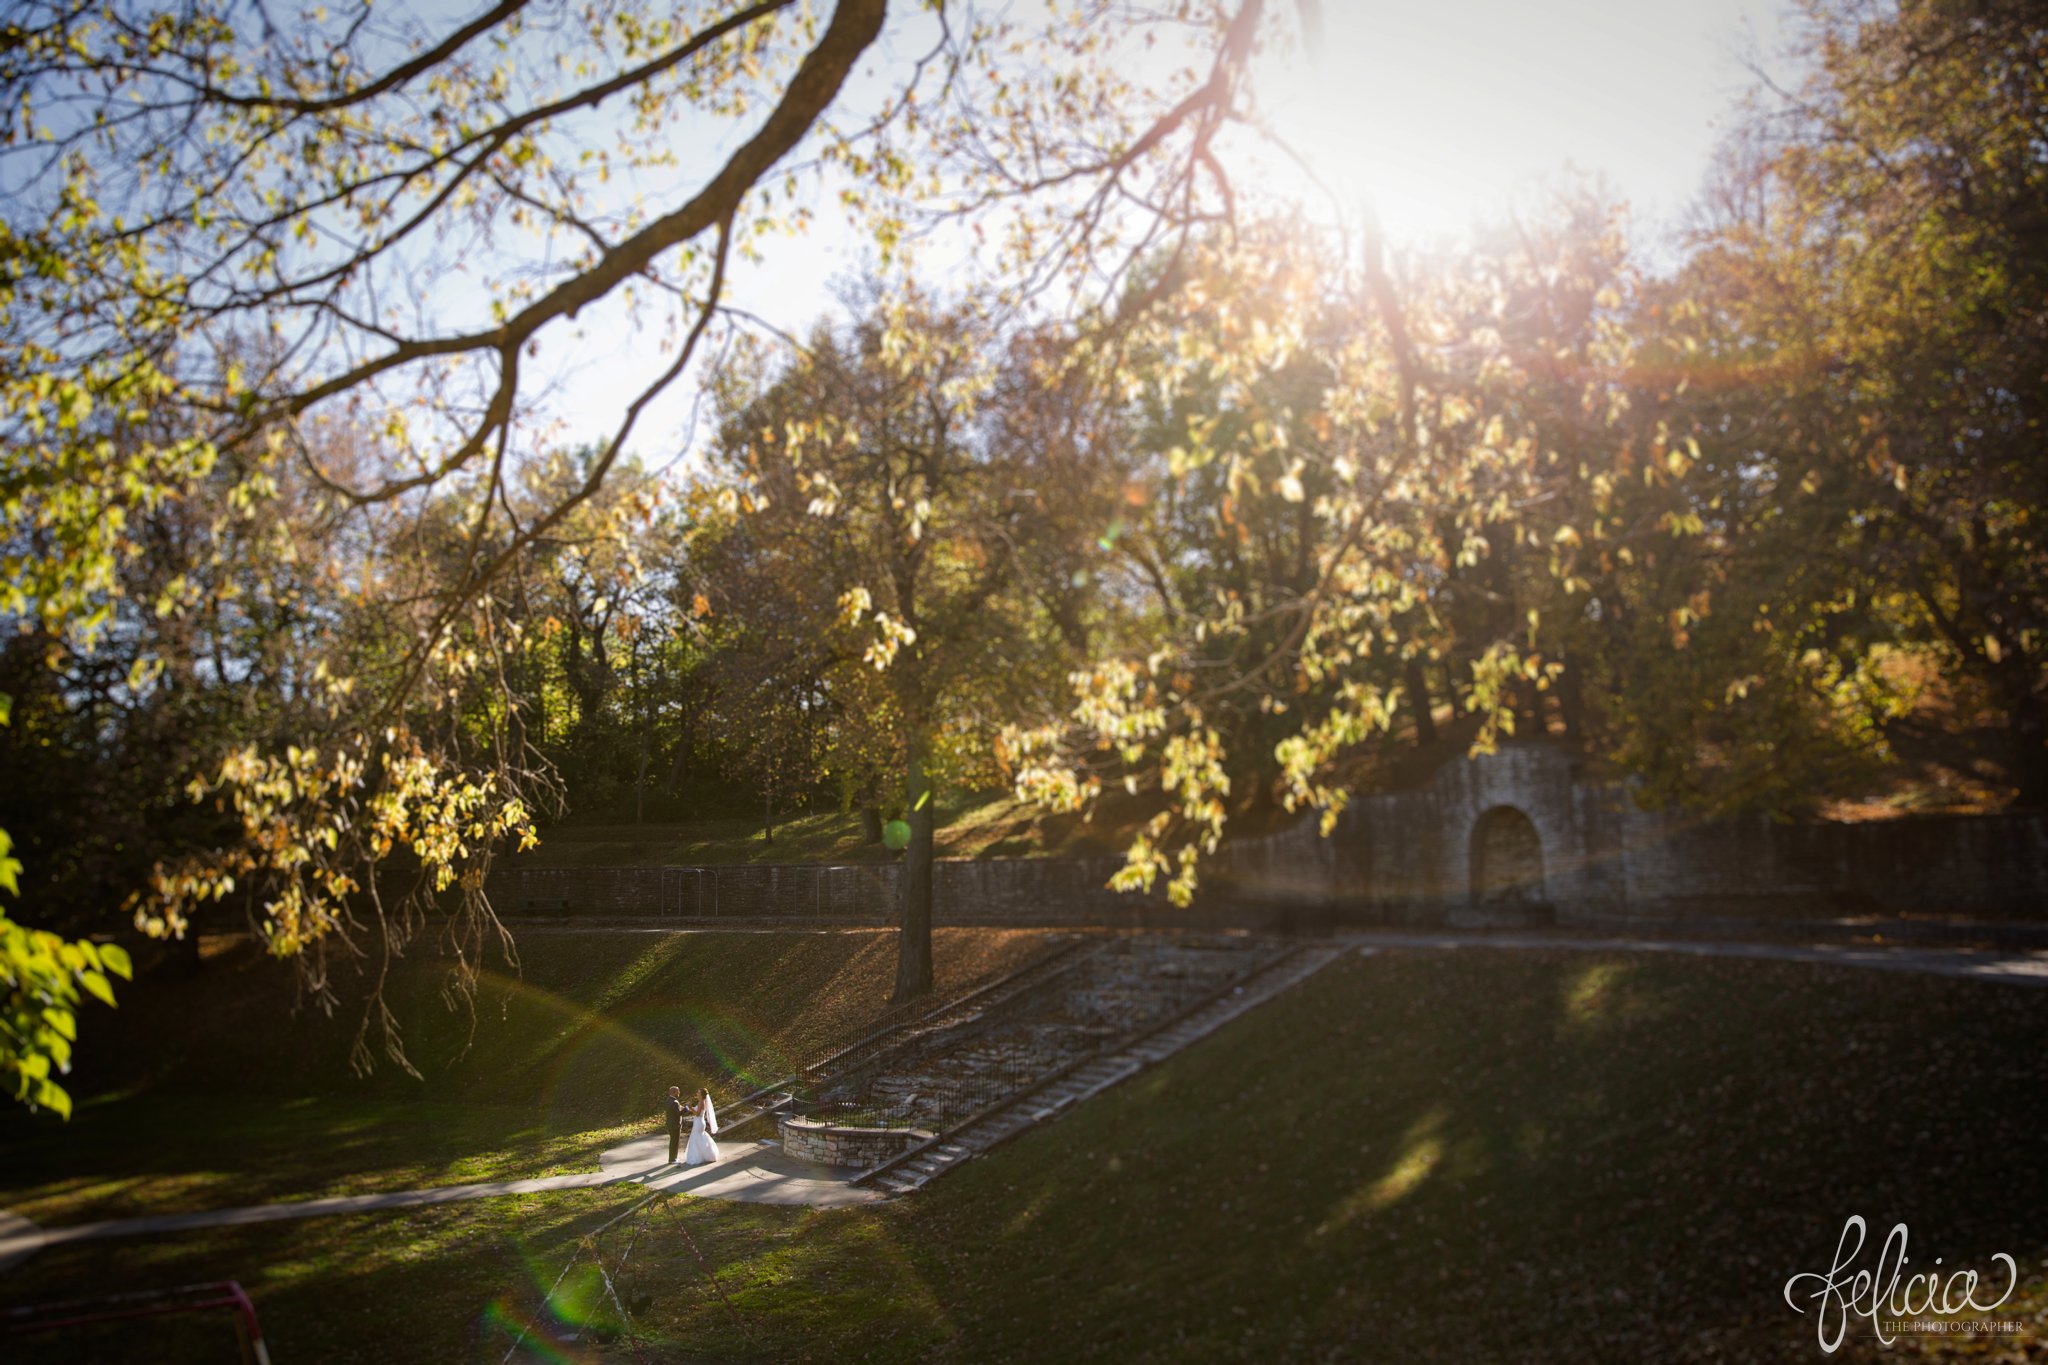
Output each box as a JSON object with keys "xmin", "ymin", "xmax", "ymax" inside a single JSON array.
[{"xmin": 856, "ymin": 943, "xmax": 1345, "ymax": 1197}]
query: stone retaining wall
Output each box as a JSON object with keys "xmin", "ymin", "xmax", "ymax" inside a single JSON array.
[
  {"xmin": 487, "ymin": 744, "xmax": 2048, "ymax": 929},
  {"xmin": 1365, "ymin": 744, "xmax": 2047, "ymax": 926},
  {"xmin": 778, "ymin": 1116, "xmax": 933, "ymax": 1169}
]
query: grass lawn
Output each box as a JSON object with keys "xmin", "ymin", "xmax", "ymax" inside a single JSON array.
[
  {"xmin": 508, "ymin": 788, "xmax": 1162, "ymax": 869},
  {"xmin": 4, "ymin": 945, "xmax": 2043, "ymax": 1361},
  {"xmin": 0, "ymin": 927, "xmax": 1061, "ymax": 1226}
]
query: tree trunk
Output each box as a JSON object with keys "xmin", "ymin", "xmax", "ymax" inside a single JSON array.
[
  {"xmin": 534, "ymin": 670, "xmax": 551, "ymax": 749},
  {"xmin": 893, "ymin": 735, "xmax": 935, "ymax": 1002},
  {"xmin": 1513, "ymin": 677, "xmax": 1545, "ymax": 737},
  {"xmin": 2009, "ymin": 691, "xmax": 2048, "ymax": 807},
  {"xmin": 1557, "ymin": 652, "xmax": 1586, "ymax": 744},
  {"xmin": 1404, "ymin": 657, "xmax": 1437, "ymax": 745},
  {"xmin": 762, "ymin": 779, "xmax": 775, "ymax": 844},
  {"xmin": 860, "ymin": 802, "xmax": 883, "ymax": 845},
  {"xmin": 667, "ymin": 709, "xmax": 694, "ymax": 793},
  {"xmin": 633, "ymin": 639, "xmax": 649, "ymax": 825}
]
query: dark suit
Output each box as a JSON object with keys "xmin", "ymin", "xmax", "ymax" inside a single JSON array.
[{"xmin": 665, "ymin": 1094, "xmax": 685, "ymax": 1163}]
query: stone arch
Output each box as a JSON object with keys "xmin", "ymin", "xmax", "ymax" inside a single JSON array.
[{"xmin": 1470, "ymin": 805, "xmax": 1546, "ymax": 909}]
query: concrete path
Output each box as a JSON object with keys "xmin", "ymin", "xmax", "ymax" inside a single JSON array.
[
  {"xmin": 1345, "ymin": 930, "xmax": 2048, "ymax": 986},
  {"xmin": 595, "ymin": 1134, "xmax": 883, "ymax": 1209},
  {"xmin": 0, "ymin": 1135, "xmax": 877, "ymax": 1271}
]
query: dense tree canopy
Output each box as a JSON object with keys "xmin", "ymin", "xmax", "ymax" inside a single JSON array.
[
  {"xmin": 0, "ymin": 0, "xmax": 1281, "ymax": 1109},
  {"xmin": 697, "ymin": 288, "xmax": 1117, "ymax": 995},
  {"xmin": 1677, "ymin": 0, "xmax": 2048, "ymax": 802},
  {"xmin": 2, "ymin": 0, "xmax": 2042, "ymax": 1114}
]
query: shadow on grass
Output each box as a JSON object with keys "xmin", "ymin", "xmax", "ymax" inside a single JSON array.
[
  {"xmin": 883, "ymin": 949, "xmax": 2048, "ymax": 1363},
  {"xmin": 0, "ymin": 929, "xmax": 1057, "ymax": 1228},
  {"xmin": 14, "ymin": 946, "xmax": 2037, "ymax": 1363}
]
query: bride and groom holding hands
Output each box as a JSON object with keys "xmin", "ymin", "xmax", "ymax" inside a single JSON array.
[{"xmin": 665, "ymin": 1084, "xmax": 720, "ymax": 1166}]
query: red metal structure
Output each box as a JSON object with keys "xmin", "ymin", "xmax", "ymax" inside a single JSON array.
[{"xmin": 3, "ymin": 1279, "xmax": 272, "ymax": 1363}]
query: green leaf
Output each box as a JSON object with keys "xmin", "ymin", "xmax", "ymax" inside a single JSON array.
[
  {"xmin": 80, "ymin": 969, "xmax": 116, "ymax": 1007},
  {"xmin": 40, "ymin": 1032, "xmax": 71, "ymax": 1072},
  {"xmin": 41, "ymin": 1006, "xmax": 75, "ymax": 1041},
  {"xmin": 32, "ymin": 1079, "xmax": 71, "ymax": 1121},
  {"xmin": 98, "ymin": 942, "xmax": 132, "ymax": 979}
]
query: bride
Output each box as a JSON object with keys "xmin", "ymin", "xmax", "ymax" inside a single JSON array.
[{"xmin": 682, "ymin": 1086, "xmax": 720, "ymax": 1166}]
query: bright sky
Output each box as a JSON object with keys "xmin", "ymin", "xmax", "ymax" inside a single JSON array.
[
  {"xmin": 556, "ymin": 0, "xmax": 1798, "ymax": 465},
  {"xmin": 1259, "ymin": 0, "xmax": 1791, "ymax": 248}
]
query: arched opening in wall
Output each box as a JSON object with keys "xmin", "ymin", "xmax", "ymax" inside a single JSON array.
[{"xmin": 1470, "ymin": 806, "xmax": 1547, "ymax": 917}]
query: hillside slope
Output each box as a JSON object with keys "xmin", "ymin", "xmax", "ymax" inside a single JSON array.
[
  {"xmin": 5, "ymin": 943, "xmax": 2040, "ymax": 1363},
  {"xmin": 0, "ymin": 927, "xmax": 1062, "ymax": 1224}
]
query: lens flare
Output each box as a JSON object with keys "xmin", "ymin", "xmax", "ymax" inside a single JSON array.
[
  {"xmin": 480, "ymin": 1297, "xmax": 589, "ymax": 1363},
  {"xmin": 535, "ymin": 1000, "xmax": 789, "ymax": 1121}
]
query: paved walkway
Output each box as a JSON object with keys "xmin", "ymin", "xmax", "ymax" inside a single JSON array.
[
  {"xmin": 0, "ymin": 1136, "xmax": 877, "ymax": 1271},
  {"xmin": 1345, "ymin": 930, "xmax": 2048, "ymax": 986},
  {"xmin": 596, "ymin": 1134, "xmax": 883, "ymax": 1208},
  {"xmin": 4, "ymin": 930, "xmax": 2040, "ymax": 1271}
]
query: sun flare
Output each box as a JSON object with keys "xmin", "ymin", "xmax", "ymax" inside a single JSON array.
[{"xmin": 1258, "ymin": 0, "xmax": 1780, "ymax": 243}]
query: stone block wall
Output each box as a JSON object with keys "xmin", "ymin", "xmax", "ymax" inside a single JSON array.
[
  {"xmin": 486, "ymin": 742, "xmax": 2048, "ymax": 928},
  {"xmin": 1310, "ymin": 742, "xmax": 2048, "ymax": 927},
  {"xmin": 1610, "ymin": 803, "xmax": 2048, "ymax": 921},
  {"xmin": 778, "ymin": 1116, "xmax": 933, "ymax": 1169}
]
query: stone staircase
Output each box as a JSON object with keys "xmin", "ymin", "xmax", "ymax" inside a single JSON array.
[
  {"xmin": 715, "ymin": 934, "xmax": 1106, "ymax": 1137},
  {"xmin": 828, "ymin": 935, "xmax": 1291, "ymax": 1134},
  {"xmin": 855, "ymin": 941, "xmax": 1349, "ymax": 1196}
]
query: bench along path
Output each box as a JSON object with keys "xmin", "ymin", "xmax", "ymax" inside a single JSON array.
[{"xmin": 857, "ymin": 942, "xmax": 1351, "ymax": 1196}]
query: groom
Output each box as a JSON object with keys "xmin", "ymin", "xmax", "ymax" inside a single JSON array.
[{"xmin": 665, "ymin": 1085, "xmax": 685, "ymax": 1164}]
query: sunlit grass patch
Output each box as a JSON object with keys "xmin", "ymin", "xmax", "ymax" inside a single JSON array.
[
  {"xmin": 3, "ymin": 945, "xmax": 2039, "ymax": 1363},
  {"xmin": 0, "ymin": 929, "xmax": 1058, "ymax": 1228},
  {"xmin": 510, "ymin": 787, "xmax": 1156, "ymax": 869}
]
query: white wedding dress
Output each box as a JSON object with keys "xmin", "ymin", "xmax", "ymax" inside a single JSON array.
[{"xmin": 683, "ymin": 1094, "xmax": 720, "ymax": 1166}]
